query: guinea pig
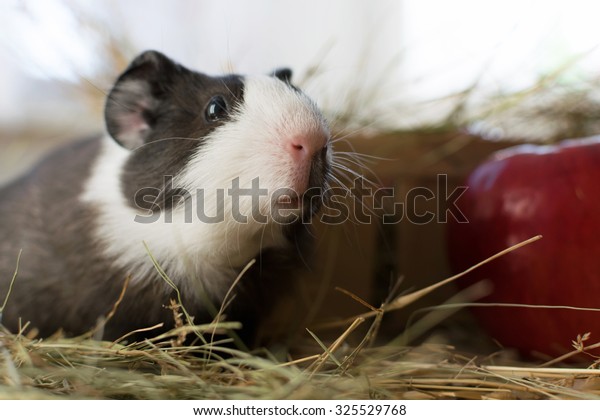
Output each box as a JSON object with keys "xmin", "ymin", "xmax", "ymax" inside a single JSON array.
[{"xmin": 0, "ymin": 50, "xmax": 331, "ymax": 347}]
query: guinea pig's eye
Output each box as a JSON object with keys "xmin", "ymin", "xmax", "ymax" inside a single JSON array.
[{"xmin": 205, "ymin": 96, "xmax": 228, "ymax": 122}]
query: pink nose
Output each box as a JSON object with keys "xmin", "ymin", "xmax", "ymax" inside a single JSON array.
[{"xmin": 286, "ymin": 133, "xmax": 328, "ymax": 162}]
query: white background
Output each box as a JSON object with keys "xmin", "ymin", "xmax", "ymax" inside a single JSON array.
[{"xmin": 1, "ymin": 0, "xmax": 600, "ymax": 130}]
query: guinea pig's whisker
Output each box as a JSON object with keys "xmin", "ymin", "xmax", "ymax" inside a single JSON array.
[
  {"xmin": 334, "ymin": 150, "xmax": 389, "ymax": 164},
  {"xmin": 323, "ymin": 174, "xmax": 350, "ymax": 205},
  {"xmin": 150, "ymin": 186, "xmax": 167, "ymax": 211},
  {"xmin": 294, "ymin": 230, "xmax": 312, "ymax": 271},
  {"xmin": 328, "ymin": 166, "xmax": 380, "ymax": 219},
  {"xmin": 332, "ymin": 154, "xmax": 383, "ymax": 188},
  {"xmin": 219, "ymin": 79, "xmax": 238, "ymax": 99},
  {"xmin": 332, "ymin": 152, "xmax": 370, "ymax": 167},
  {"xmin": 330, "ymin": 154, "xmax": 377, "ymax": 182},
  {"xmin": 329, "ymin": 119, "xmax": 380, "ymax": 144},
  {"xmin": 236, "ymin": 214, "xmax": 244, "ymax": 254},
  {"xmin": 327, "ymin": 169, "xmax": 353, "ymax": 189},
  {"xmin": 258, "ymin": 223, "xmax": 270, "ymax": 274},
  {"xmin": 329, "ymin": 137, "xmax": 380, "ymax": 176},
  {"xmin": 131, "ymin": 136, "xmax": 204, "ymax": 153},
  {"xmin": 331, "ymin": 162, "xmax": 380, "ymax": 190},
  {"xmin": 332, "ymin": 154, "xmax": 371, "ymax": 172}
]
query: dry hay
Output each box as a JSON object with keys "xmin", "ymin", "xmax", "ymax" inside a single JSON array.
[{"xmin": 2, "ymin": 236, "xmax": 600, "ymax": 400}]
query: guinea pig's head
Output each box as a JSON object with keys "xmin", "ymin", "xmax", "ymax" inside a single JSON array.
[{"xmin": 105, "ymin": 51, "xmax": 331, "ymax": 245}]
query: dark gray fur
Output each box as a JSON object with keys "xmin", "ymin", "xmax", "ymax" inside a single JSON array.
[
  {"xmin": 106, "ymin": 51, "xmax": 246, "ymax": 211},
  {"xmin": 0, "ymin": 51, "xmax": 322, "ymax": 346}
]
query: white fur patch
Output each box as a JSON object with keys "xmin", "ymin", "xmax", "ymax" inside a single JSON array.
[
  {"xmin": 81, "ymin": 137, "xmax": 243, "ymax": 299},
  {"xmin": 81, "ymin": 76, "xmax": 330, "ymax": 301}
]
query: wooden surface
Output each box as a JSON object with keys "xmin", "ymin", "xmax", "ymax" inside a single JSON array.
[{"xmin": 295, "ymin": 131, "xmax": 524, "ymax": 342}]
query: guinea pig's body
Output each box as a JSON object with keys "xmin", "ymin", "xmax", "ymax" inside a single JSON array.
[{"xmin": 0, "ymin": 51, "xmax": 331, "ymax": 345}]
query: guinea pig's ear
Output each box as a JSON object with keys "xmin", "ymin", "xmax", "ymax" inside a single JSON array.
[
  {"xmin": 271, "ymin": 68, "xmax": 293, "ymax": 84},
  {"xmin": 105, "ymin": 50, "xmax": 182, "ymax": 150}
]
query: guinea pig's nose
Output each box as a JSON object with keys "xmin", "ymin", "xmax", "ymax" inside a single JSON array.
[{"xmin": 286, "ymin": 133, "xmax": 328, "ymax": 163}]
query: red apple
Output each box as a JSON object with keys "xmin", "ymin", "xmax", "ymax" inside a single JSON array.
[{"xmin": 447, "ymin": 136, "xmax": 600, "ymax": 358}]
